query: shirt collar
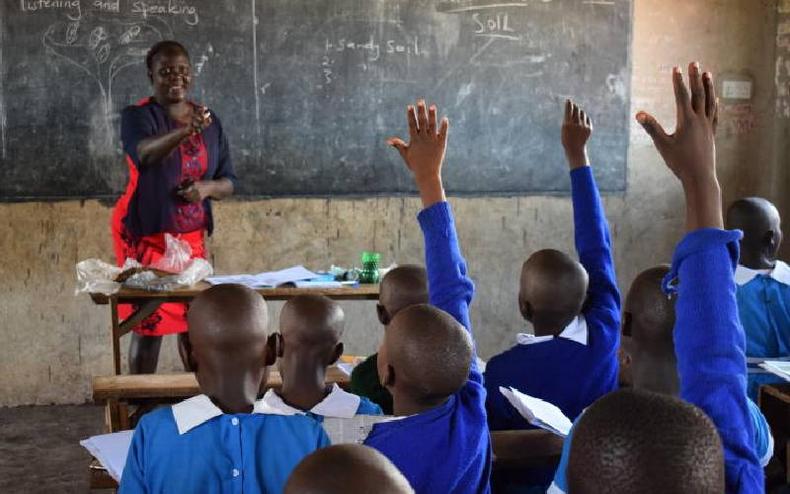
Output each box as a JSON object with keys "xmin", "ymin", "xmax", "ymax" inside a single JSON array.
[
  {"xmin": 735, "ymin": 261, "xmax": 790, "ymax": 286},
  {"xmin": 254, "ymin": 384, "xmax": 361, "ymax": 419},
  {"xmin": 516, "ymin": 315, "xmax": 588, "ymax": 346},
  {"xmin": 171, "ymin": 395, "xmax": 225, "ymax": 435}
]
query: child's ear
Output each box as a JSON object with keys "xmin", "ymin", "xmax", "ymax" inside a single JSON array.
[
  {"xmin": 380, "ymin": 363, "xmax": 395, "ymax": 388},
  {"xmin": 328, "ymin": 342, "xmax": 344, "ymax": 366},
  {"xmin": 264, "ymin": 333, "xmax": 281, "ymax": 366},
  {"xmin": 179, "ymin": 333, "xmax": 197, "ymax": 372},
  {"xmin": 518, "ymin": 296, "xmax": 533, "ymax": 322},
  {"xmin": 377, "ymin": 304, "xmax": 391, "ymax": 325}
]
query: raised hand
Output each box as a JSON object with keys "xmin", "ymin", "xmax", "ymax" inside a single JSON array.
[
  {"xmin": 636, "ymin": 62, "xmax": 722, "ymax": 231},
  {"xmin": 387, "ymin": 99, "xmax": 449, "ymax": 207},
  {"xmin": 561, "ymin": 99, "xmax": 593, "ymax": 169}
]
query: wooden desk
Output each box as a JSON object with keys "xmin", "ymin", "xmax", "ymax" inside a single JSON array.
[
  {"xmin": 759, "ymin": 383, "xmax": 790, "ymax": 484},
  {"xmin": 90, "ymin": 283, "xmax": 379, "ymax": 374}
]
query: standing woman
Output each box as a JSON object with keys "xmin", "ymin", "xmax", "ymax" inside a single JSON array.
[{"xmin": 112, "ymin": 41, "xmax": 236, "ymax": 374}]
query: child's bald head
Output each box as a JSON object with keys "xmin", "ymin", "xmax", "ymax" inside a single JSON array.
[
  {"xmin": 568, "ymin": 389, "xmax": 724, "ymax": 494},
  {"xmin": 186, "ymin": 284, "xmax": 272, "ymax": 399},
  {"xmin": 622, "ymin": 265, "xmax": 678, "ymax": 394},
  {"xmin": 378, "ymin": 304, "xmax": 472, "ymax": 409},
  {"xmin": 378, "ymin": 265, "xmax": 428, "ymax": 325},
  {"xmin": 726, "ymin": 197, "xmax": 782, "ymax": 268},
  {"xmin": 519, "ymin": 249, "xmax": 588, "ymax": 335},
  {"xmin": 278, "ymin": 294, "xmax": 345, "ymax": 369},
  {"xmin": 284, "ymin": 444, "xmax": 414, "ymax": 494}
]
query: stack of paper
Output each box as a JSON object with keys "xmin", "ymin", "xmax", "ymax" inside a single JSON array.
[
  {"xmin": 760, "ymin": 360, "xmax": 790, "ymax": 382},
  {"xmin": 206, "ymin": 266, "xmax": 321, "ymax": 288},
  {"xmin": 499, "ymin": 386, "xmax": 573, "ymax": 437},
  {"xmin": 80, "ymin": 430, "xmax": 134, "ymax": 482}
]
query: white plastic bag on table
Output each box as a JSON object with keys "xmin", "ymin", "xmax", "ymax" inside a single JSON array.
[
  {"xmin": 75, "ymin": 258, "xmax": 142, "ymax": 296},
  {"xmin": 148, "ymin": 233, "xmax": 192, "ymax": 273},
  {"xmin": 123, "ymin": 258, "xmax": 213, "ymax": 292}
]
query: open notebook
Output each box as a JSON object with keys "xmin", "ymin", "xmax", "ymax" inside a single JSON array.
[{"xmin": 499, "ymin": 386, "xmax": 573, "ymax": 437}]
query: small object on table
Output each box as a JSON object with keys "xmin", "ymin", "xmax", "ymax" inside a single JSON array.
[{"xmin": 360, "ymin": 251, "xmax": 381, "ymax": 284}]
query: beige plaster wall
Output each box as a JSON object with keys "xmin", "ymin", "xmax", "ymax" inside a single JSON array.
[{"xmin": 0, "ymin": 0, "xmax": 783, "ymax": 405}]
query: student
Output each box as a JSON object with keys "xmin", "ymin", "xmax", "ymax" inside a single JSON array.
[
  {"xmin": 256, "ymin": 294, "xmax": 382, "ymax": 417},
  {"xmin": 119, "ymin": 284, "xmax": 330, "ymax": 494},
  {"xmin": 484, "ymin": 99, "xmax": 621, "ymax": 430},
  {"xmin": 726, "ymin": 197, "xmax": 790, "ymax": 400},
  {"xmin": 549, "ymin": 266, "xmax": 773, "ymax": 493},
  {"xmin": 564, "ymin": 62, "xmax": 763, "ymax": 493},
  {"xmin": 568, "ymin": 389, "xmax": 725, "ymax": 494},
  {"xmin": 284, "ymin": 444, "xmax": 414, "ymax": 494},
  {"xmin": 350, "ymin": 265, "xmax": 429, "ymax": 414},
  {"xmin": 361, "ymin": 100, "xmax": 492, "ymax": 493}
]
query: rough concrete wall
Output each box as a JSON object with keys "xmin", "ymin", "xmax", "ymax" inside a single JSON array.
[{"xmin": 0, "ymin": 0, "xmax": 781, "ymax": 406}]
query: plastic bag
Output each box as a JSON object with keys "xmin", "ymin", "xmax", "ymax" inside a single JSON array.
[
  {"xmin": 123, "ymin": 258, "xmax": 213, "ymax": 292},
  {"xmin": 75, "ymin": 258, "xmax": 142, "ymax": 296},
  {"xmin": 149, "ymin": 234, "xmax": 193, "ymax": 273}
]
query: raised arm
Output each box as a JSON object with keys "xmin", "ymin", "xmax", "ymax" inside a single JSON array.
[
  {"xmin": 638, "ymin": 62, "xmax": 762, "ymax": 493},
  {"xmin": 562, "ymin": 100, "xmax": 620, "ymax": 322},
  {"xmin": 388, "ymin": 100, "xmax": 479, "ymax": 378}
]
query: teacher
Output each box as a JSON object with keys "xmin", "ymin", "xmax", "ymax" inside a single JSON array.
[{"xmin": 111, "ymin": 40, "xmax": 236, "ymax": 374}]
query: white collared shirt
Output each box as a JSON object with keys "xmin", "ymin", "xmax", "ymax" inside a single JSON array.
[
  {"xmin": 735, "ymin": 260, "xmax": 790, "ymax": 287},
  {"xmin": 171, "ymin": 391, "xmax": 331, "ymax": 435},
  {"xmin": 255, "ymin": 384, "xmax": 361, "ymax": 419},
  {"xmin": 516, "ymin": 315, "xmax": 588, "ymax": 347}
]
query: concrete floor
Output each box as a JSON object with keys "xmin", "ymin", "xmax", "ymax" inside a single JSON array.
[{"xmin": 0, "ymin": 405, "xmax": 112, "ymax": 494}]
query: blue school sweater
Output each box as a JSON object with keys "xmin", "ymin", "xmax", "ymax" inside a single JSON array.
[
  {"xmin": 119, "ymin": 395, "xmax": 330, "ymax": 494},
  {"xmin": 363, "ymin": 201, "xmax": 492, "ymax": 494},
  {"xmin": 735, "ymin": 263, "xmax": 790, "ymax": 400},
  {"xmin": 665, "ymin": 229, "xmax": 764, "ymax": 494},
  {"xmin": 484, "ymin": 166, "xmax": 621, "ymax": 428}
]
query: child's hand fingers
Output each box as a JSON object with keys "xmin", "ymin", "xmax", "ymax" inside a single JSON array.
[
  {"xmin": 417, "ymin": 100, "xmax": 429, "ymax": 134},
  {"xmin": 407, "ymin": 105, "xmax": 418, "ymax": 137},
  {"xmin": 689, "ymin": 62, "xmax": 705, "ymax": 115},
  {"xmin": 585, "ymin": 113, "xmax": 592, "ymax": 130},
  {"xmin": 571, "ymin": 103, "xmax": 580, "ymax": 124},
  {"xmin": 703, "ymin": 72, "xmax": 717, "ymax": 121},
  {"xmin": 636, "ymin": 111, "xmax": 670, "ymax": 149},
  {"xmin": 564, "ymin": 99, "xmax": 572, "ymax": 123},
  {"xmin": 580, "ymin": 110, "xmax": 588, "ymax": 127},
  {"xmin": 428, "ymin": 105, "xmax": 438, "ymax": 136},
  {"xmin": 387, "ymin": 137, "xmax": 409, "ymax": 161},
  {"xmin": 672, "ymin": 67, "xmax": 692, "ymax": 120},
  {"xmin": 438, "ymin": 117, "xmax": 449, "ymax": 143}
]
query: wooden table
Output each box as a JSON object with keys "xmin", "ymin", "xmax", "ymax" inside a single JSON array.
[
  {"xmin": 759, "ymin": 383, "xmax": 790, "ymax": 484},
  {"xmin": 90, "ymin": 283, "xmax": 379, "ymax": 374}
]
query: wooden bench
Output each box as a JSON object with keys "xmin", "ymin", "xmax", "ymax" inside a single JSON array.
[
  {"xmin": 93, "ymin": 367, "xmax": 350, "ymax": 432},
  {"xmin": 491, "ymin": 429, "xmax": 565, "ymax": 469}
]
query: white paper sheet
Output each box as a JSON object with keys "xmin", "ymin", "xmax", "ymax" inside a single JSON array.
[
  {"xmin": 80, "ymin": 430, "xmax": 134, "ymax": 482},
  {"xmin": 322, "ymin": 415, "xmax": 398, "ymax": 445},
  {"xmin": 206, "ymin": 265, "xmax": 320, "ymax": 288},
  {"xmin": 760, "ymin": 360, "xmax": 790, "ymax": 382},
  {"xmin": 499, "ymin": 387, "xmax": 572, "ymax": 437}
]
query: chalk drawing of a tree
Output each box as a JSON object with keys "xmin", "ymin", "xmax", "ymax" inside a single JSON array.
[{"xmin": 42, "ymin": 13, "xmax": 170, "ymax": 119}]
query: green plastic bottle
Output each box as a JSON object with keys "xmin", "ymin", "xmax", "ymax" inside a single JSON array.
[{"xmin": 360, "ymin": 251, "xmax": 381, "ymax": 284}]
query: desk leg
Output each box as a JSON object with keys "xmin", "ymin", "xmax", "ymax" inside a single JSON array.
[{"xmin": 111, "ymin": 299, "xmax": 121, "ymax": 375}]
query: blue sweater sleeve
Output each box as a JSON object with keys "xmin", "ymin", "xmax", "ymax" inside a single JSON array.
[
  {"xmin": 570, "ymin": 167, "xmax": 621, "ymax": 341},
  {"xmin": 118, "ymin": 426, "xmax": 147, "ymax": 494},
  {"xmin": 666, "ymin": 228, "xmax": 763, "ymax": 493},
  {"xmin": 120, "ymin": 106, "xmax": 155, "ymax": 169},
  {"xmin": 417, "ymin": 201, "xmax": 480, "ymax": 382}
]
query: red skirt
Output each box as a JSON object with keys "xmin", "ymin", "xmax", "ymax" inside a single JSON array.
[{"xmin": 111, "ymin": 164, "xmax": 207, "ymax": 336}]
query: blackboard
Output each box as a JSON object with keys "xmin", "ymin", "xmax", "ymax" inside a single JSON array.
[{"xmin": 0, "ymin": 0, "xmax": 632, "ymax": 200}]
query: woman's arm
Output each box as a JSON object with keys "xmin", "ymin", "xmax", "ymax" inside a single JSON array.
[
  {"xmin": 137, "ymin": 106, "xmax": 212, "ymax": 168},
  {"xmin": 178, "ymin": 177, "xmax": 234, "ymax": 203}
]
